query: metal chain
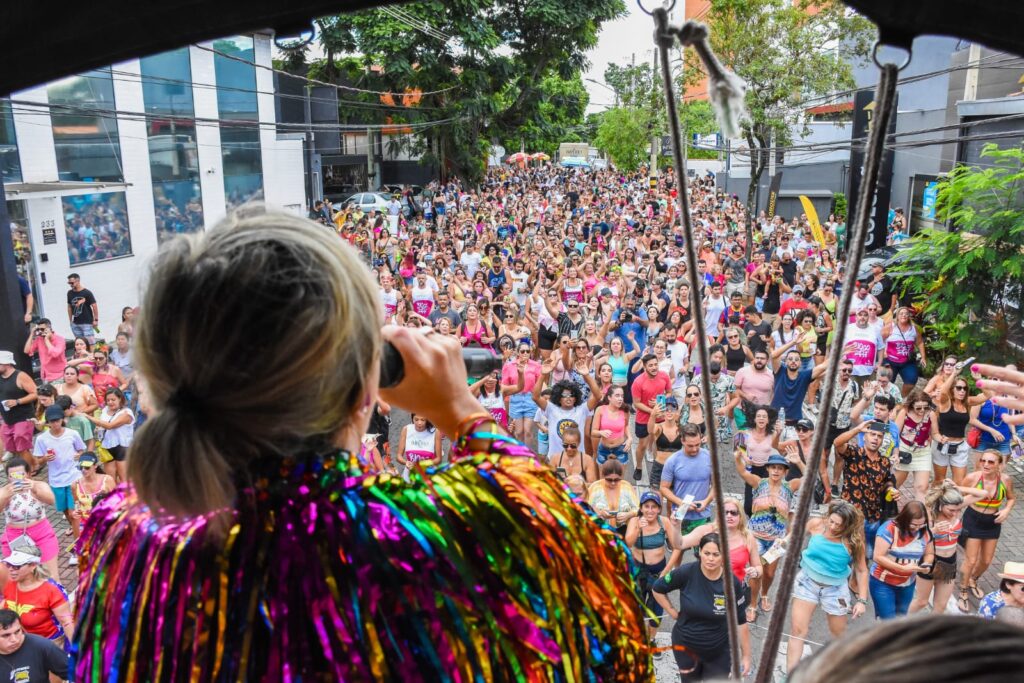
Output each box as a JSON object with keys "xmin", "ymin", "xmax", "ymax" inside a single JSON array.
[
  {"xmin": 653, "ymin": 7, "xmax": 741, "ymax": 678},
  {"xmin": 752, "ymin": 61, "xmax": 900, "ymax": 683}
]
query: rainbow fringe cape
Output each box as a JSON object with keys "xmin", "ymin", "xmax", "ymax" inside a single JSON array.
[{"xmin": 72, "ymin": 438, "xmax": 653, "ymax": 681}]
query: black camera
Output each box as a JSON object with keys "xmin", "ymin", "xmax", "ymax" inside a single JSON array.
[{"xmin": 621, "ymin": 312, "xmax": 633, "ymax": 323}]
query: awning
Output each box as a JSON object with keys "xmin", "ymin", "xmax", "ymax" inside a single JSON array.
[{"xmin": 2, "ymin": 180, "xmax": 131, "ymax": 200}]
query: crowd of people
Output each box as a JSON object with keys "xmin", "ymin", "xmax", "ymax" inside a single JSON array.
[
  {"xmin": 315, "ymin": 163, "xmax": 1024, "ymax": 677},
  {"xmin": 62, "ymin": 193, "xmax": 133, "ymax": 266},
  {"xmin": 2, "ymin": 159, "xmax": 1024, "ymax": 679}
]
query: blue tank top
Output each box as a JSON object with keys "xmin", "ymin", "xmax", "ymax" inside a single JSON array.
[
  {"xmin": 633, "ymin": 517, "xmax": 667, "ymax": 551},
  {"xmin": 608, "ymin": 354, "xmax": 629, "ymax": 385},
  {"xmin": 801, "ymin": 533, "xmax": 852, "ymax": 585}
]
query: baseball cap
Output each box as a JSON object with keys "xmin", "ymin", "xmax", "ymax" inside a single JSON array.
[
  {"xmin": 44, "ymin": 405, "xmax": 65, "ymax": 422},
  {"xmin": 639, "ymin": 491, "xmax": 662, "ymax": 507},
  {"xmin": 78, "ymin": 452, "xmax": 99, "ymax": 469},
  {"xmin": 792, "ymin": 284, "xmax": 805, "ymax": 293},
  {"xmin": 599, "ymin": 288, "xmax": 613, "ymax": 297},
  {"xmin": 0, "ymin": 350, "xmax": 14, "ymax": 365},
  {"xmin": 796, "ymin": 418, "xmax": 815, "ymax": 431},
  {"xmin": 664, "ymin": 396, "xmax": 679, "ymax": 408}
]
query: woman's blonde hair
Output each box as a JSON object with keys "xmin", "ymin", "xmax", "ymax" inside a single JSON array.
[
  {"xmin": 926, "ymin": 480, "xmax": 965, "ymax": 517},
  {"xmin": 130, "ymin": 207, "xmax": 381, "ymax": 515},
  {"xmin": 826, "ymin": 500, "xmax": 865, "ymax": 563}
]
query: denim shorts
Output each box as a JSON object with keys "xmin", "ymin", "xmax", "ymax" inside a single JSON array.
[
  {"xmin": 52, "ymin": 485, "xmax": 75, "ymax": 513},
  {"xmin": 596, "ymin": 443, "xmax": 629, "ymax": 465},
  {"xmin": 508, "ymin": 393, "xmax": 539, "ymax": 420},
  {"xmin": 792, "ymin": 569, "xmax": 851, "ymax": 616}
]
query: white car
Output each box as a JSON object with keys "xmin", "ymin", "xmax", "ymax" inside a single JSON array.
[{"xmin": 344, "ymin": 192, "xmax": 393, "ymax": 213}]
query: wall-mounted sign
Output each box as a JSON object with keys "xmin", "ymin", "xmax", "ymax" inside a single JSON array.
[{"xmin": 42, "ymin": 228, "xmax": 57, "ymax": 245}]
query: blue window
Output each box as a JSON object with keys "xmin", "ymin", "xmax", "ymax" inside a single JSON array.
[
  {"xmin": 47, "ymin": 69, "xmax": 124, "ymax": 182},
  {"xmin": 0, "ymin": 98, "xmax": 21, "ymax": 183},
  {"xmin": 140, "ymin": 48, "xmax": 204, "ymax": 242},
  {"xmin": 213, "ymin": 36, "xmax": 263, "ymax": 208}
]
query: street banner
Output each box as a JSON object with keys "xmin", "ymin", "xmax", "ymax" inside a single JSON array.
[
  {"xmin": 766, "ymin": 171, "xmax": 783, "ymax": 217},
  {"xmin": 798, "ymin": 195, "xmax": 828, "ymax": 249},
  {"xmin": 847, "ymin": 89, "xmax": 898, "ymax": 251}
]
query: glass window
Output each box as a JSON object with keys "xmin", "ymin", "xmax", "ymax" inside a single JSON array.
[
  {"xmin": 1, "ymin": 99, "xmax": 22, "ymax": 183},
  {"xmin": 62, "ymin": 192, "xmax": 132, "ymax": 266},
  {"xmin": 47, "ymin": 70, "xmax": 124, "ymax": 182},
  {"xmin": 140, "ymin": 48, "xmax": 204, "ymax": 243},
  {"xmin": 213, "ymin": 36, "xmax": 263, "ymax": 208}
]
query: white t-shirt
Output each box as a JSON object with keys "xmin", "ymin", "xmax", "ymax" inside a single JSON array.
[{"xmin": 543, "ymin": 404, "xmax": 590, "ymax": 456}]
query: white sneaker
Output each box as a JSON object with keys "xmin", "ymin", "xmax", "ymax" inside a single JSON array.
[{"xmin": 68, "ymin": 556, "xmax": 79, "ymax": 567}]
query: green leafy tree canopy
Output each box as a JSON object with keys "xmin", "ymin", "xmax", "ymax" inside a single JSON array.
[
  {"xmin": 594, "ymin": 107, "xmax": 651, "ymax": 171},
  {"xmin": 891, "ymin": 143, "xmax": 1024, "ymax": 362},
  {"xmin": 686, "ymin": 0, "xmax": 874, "ymax": 255}
]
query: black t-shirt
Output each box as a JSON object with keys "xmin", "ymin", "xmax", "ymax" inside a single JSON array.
[
  {"xmin": 761, "ymin": 281, "xmax": 782, "ymax": 315},
  {"xmin": 744, "ymin": 320, "xmax": 773, "ymax": 354},
  {"xmin": 869, "ymin": 275, "xmax": 894, "ymax": 314},
  {"xmin": 780, "ymin": 260, "xmax": 798, "ymax": 287},
  {"xmin": 653, "ymin": 561, "xmax": 746, "ymax": 653},
  {"xmin": 67, "ymin": 287, "xmax": 97, "ymax": 325},
  {"xmin": 0, "ymin": 634, "xmax": 69, "ymax": 682}
]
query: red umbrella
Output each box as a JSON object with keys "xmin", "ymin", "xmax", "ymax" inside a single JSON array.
[{"xmin": 506, "ymin": 152, "xmax": 529, "ymax": 164}]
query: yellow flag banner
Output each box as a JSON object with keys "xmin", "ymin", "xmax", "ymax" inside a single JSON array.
[{"xmin": 799, "ymin": 195, "xmax": 828, "ymax": 248}]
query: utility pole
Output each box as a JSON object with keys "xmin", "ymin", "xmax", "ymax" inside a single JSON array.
[
  {"xmin": 304, "ymin": 85, "xmax": 315, "ymax": 207},
  {"xmin": 366, "ymin": 126, "xmax": 375, "ymax": 191},
  {"xmin": 650, "ymin": 49, "xmax": 659, "ymax": 178}
]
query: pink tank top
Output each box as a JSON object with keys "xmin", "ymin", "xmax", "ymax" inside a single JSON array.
[{"xmin": 597, "ymin": 407, "xmax": 626, "ymax": 441}]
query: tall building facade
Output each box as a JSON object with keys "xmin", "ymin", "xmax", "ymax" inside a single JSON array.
[{"xmin": 2, "ymin": 33, "xmax": 306, "ymax": 340}]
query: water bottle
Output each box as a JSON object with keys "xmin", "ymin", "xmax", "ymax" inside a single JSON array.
[{"xmin": 777, "ymin": 407, "xmax": 786, "ymax": 431}]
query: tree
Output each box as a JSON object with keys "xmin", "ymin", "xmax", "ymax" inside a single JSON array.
[
  {"xmin": 310, "ymin": 0, "xmax": 625, "ymax": 182},
  {"xmin": 685, "ymin": 0, "xmax": 874, "ymax": 256},
  {"xmin": 594, "ymin": 107, "xmax": 651, "ymax": 171},
  {"xmin": 499, "ymin": 72, "xmax": 590, "ymax": 156},
  {"xmin": 891, "ymin": 144, "xmax": 1024, "ymax": 363}
]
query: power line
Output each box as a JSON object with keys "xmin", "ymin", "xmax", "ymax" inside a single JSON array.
[
  {"xmin": 192, "ymin": 43, "xmax": 460, "ymax": 98},
  {"xmin": 9, "ymin": 98, "xmax": 466, "ymax": 132},
  {"xmin": 379, "ymin": 6, "xmax": 453, "ymax": 43}
]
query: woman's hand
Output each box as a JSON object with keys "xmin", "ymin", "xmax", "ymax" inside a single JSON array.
[
  {"xmin": 990, "ymin": 430, "xmax": 1006, "ymax": 443},
  {"xmin": 995, "ymin": 509, "xmax": 1010, "ymax": 524},
  {"xmin": 741, "ymin": 655, "xmax": 752, "ymax": 677},
  {"xmin": 851, "ymin": 601, "xmax": 866, "ymax": 619},
  {"xmin": 976, "ymin": 364, "xmax": 1024, "ymax": 424},
  {"xmin": 380, "ymin": 326, "xmax": 480, "ymax": 438}
]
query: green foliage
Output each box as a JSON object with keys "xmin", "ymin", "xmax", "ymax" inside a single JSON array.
[
  {"xmin": 308, "ymin": 0, "xmax": 625, "ymax": 182},
  {"xmin": 594, "ymin": 107, "xmax": 651, "ymax": 171},
  {"xmin": 833, "ymin": 192, "xmax": 847, "ymax": 219},
  {"xmin": 688, "ymin": 0, "xmax": 874, "ymax": 254},
  {"xmin": 891, "ymin": 143, "xmax": 1024, "ymax": 361}
]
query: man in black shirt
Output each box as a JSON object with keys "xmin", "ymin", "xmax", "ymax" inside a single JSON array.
[
  {"xmin": 867, "ymin": 262, "xmax": 897, "ymax": 320},
  {"xmin": 743, "ymin": 307, "xmax": 773, "ymax": 355},
  {"xmin": 0, "ymin": 610, "xmax": 68, "ymax": 682},
  {"xmin": 66, "ymin": 272, "xmax": 99, "ymax": 344}
]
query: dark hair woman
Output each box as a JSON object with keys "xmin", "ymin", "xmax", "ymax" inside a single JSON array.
[
  {"xmin": 652, "ymin": 533, "xmax": 752, "ymax": 679},
  {"xmin": 868, "ymin": 500, "xmax": 934, "ymax": 619},
  {"xmin": 72, "ymin": 208, "xmax": 649, "ymax": 680}
]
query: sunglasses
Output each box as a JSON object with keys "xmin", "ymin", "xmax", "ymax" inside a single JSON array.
[
  {"xmin": 518, "ymin": 349, "xmax": 530, "ymax": 355},
  {"xmin": 724, "ymin": 509, "xmax": 739, "ymax": 517},
  {"xmin": 943, "ymin": 361, "xmax": 957, "ymax": 367},
  {"xmin": 563, "ymin": 443, "xmax": 579, "ymax": 450},
  {"xmin": 605, "ymin": 477, "xmax": 621, "ymax": 483},
  {"xmin": 686, "ymin": 392, "xmax": 700, "ymax": 398},
  {"xmin": 560, "ymin": 394, "xmax": 574, "ymax": 399},
  {"xmin": 954, "ymin": 385, "xmax": 967, "ymax": 391}
]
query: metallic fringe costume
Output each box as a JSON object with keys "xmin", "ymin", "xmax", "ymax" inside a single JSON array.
[{"xmin": 72, "ymin": 434, "xmax": 653, "ymax": 681}]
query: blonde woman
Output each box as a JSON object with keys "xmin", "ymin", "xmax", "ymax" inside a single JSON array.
[{"xmin": 909, "ymin": 481, "xmax": 980, "ymax": 614}]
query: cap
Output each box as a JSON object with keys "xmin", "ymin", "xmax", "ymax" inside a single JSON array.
[
  {"xmin": 796, "ymin": 418, "xmax": 815, "ymax": 431},
  {"xmin": 792, "ymin": 284, "xmax": 805, "ymax": 293},
  {"xmin": 4, "ymin": 549, "xmax": 41, "ymax": 567},
  {"xmin": 664, "ymin": 396, "xmax": 679, "ymax": 408},
  {"xmin": 0, "ymin": 351, "xmax": 14, "ymax": 365},
  {"xmin": 78, "ymin": 452, "xmax": 99, "ymax": 469},
  {"xmin": 765, "ymin": 452, "xmax": 789, "ymax": 468},
  {"xmin": 599, "ymin": 288, "xmax": 613, "ymax": 297},
  {"xmin": 44, "ymin": 405, "xmax": 65, "ymax": 422},
  {"xmin": 639, "ymin": 491, "xmax": 662, "ymax": 507}
]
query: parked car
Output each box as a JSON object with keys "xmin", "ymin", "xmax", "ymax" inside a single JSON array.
[
  {"xmin": 343, "ymin": 192, "xmax": 393, "ymax": 213},
  {"xmin": 855, "ymin": 244, "xmax": 932, "ymax": 308}
]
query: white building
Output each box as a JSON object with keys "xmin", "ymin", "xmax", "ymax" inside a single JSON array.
[{"xmin": 2, "ymin": 33, "xmax": 306, "ymax": 341}]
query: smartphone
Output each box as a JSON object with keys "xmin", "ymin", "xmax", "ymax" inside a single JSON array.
[
  {"xmin": 959, "ymin": 357, "xmax": 976, "ymax": 370},
  {"xmin": 656, "ymin": 394, "xmax": 667, "ymax": 411},
  {"xmin": 554, "ymin": 467, "xmax": 569, "ymax": 480}
]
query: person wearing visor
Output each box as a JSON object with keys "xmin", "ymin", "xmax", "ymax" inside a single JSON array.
[
  {"xmin": 625, "ymin": 491, "xmax": 679, "ymax": 651},
  {"xmin": 1, "ymin": 539, "xmax": 72, "ymax": 648},
  {"xmin": 71, "ymin": 452, "xmax": 114, "ymax": 526}
]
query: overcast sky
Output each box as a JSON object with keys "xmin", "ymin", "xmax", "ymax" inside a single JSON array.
[{"xmin": 583, "ymin": 4, "xmax": 664, "ymax": 113}]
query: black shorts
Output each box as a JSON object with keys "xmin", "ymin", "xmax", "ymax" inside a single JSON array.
[
  {"xmin": 961, "ymin": 506, "xmax": 1001, "ymax": 542},
  {"xmin": 538, "ymin": 327, "xmax": 558, "ymax": 351},
  {"xmin": 635, "ymin": 422, "xmax": 650, "ymax": 438},
  {"xmin": 824, "ymin": 424, "xmax": 845, "ymax": 452},
  {"xmin": 107, "ymin": 445, "xmax": 128, "ymax": 462}
]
